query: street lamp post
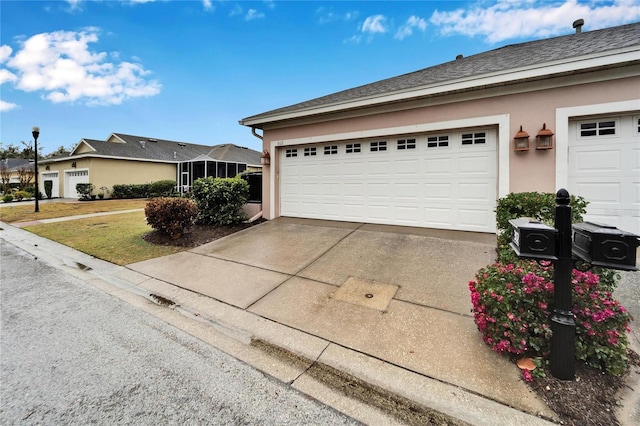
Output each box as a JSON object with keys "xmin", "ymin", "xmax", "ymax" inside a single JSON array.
[{"xmin": 32, "ymin": 126, "xmax": 40, "ymax": 213}]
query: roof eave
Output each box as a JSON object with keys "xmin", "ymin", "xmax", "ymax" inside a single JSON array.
[{"xmin": 240, "ymin": 47, "xmax": 640, "ymax": 127}]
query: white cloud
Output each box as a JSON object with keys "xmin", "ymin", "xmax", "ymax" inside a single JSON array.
[
  {"xmin": 3, "ymin": 29, "xmax": 161, "ymax": 106},
  {"xmin": 430, "ymin": 0, "xmax": 640, "ymax": 43},
  {"xmin": 316, "ymin": 7, "xmax": 359, "ymax": 24},
  {"xmin": 245, "ymin": 9, "xmax": 265, "ymax": 21},
  {"xmin": 395, "ymin": 15, "xmax": 428, "ymax": 40},
  {"xmin": 0, "ymin": 45, "xmax": 12, "ymax": 63},
  {"xmin": 0, "ymin": 68, "xmax": 17, "ymax": 85},
  {"xmin": 202, "ymin": 0, "xmax": 214, "ymax": 11},
  {"xmin": 0, "ymin": 100, "xmax": 18, "ymax": 112},
  {"xmin": 361, "ymin": 15, "xmax": 388, "ymax": 34}
]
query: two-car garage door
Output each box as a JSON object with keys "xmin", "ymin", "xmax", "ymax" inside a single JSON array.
[{"xmin": 280, "ymin": 128, "xmax": 497, "ymax": 233}]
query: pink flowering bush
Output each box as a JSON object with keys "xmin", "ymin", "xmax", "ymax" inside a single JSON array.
[{"xmin": 469, "ymin": 260, "xmax": 633, "ymax": 376}]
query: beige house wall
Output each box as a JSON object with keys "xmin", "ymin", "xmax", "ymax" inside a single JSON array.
[
  {"xmin": 42, "ymin": 158, "xmax": 176, "ymax": 198},
  {"xmin": 259, "ymin": 74, "xmax": 640, "ymax": 220}
]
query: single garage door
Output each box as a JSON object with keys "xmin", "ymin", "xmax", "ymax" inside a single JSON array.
[
  {"xmin": 65, "ymin": 170, "xmax": 89, "ymax": 199},
  {"xmin": 280, "ymin": 128, "xmax": 497, "ymax": 232},
  {"xmin": 568, "ymin": 114, "xmax": 640, "ymax": 234}
]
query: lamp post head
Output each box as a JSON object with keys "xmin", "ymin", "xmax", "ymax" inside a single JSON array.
[{"xmin": 32, "ymin": 126, "xmax": 40, "ymax": 139}]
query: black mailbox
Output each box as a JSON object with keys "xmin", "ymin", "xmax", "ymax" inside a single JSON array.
[
  {"xmin": 509, "ymin": 218, "xmax": 558, "ymax": 261},
  {"xmin": 572, "ymin": 222, "xmax": 639, "ymax": 271}
]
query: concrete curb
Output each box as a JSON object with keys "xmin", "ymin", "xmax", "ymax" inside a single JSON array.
[{"xmin": 0, "ymin": 221, "xmax": 557, "ymax": 425}]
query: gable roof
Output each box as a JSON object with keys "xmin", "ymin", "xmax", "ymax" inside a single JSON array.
[
  {"xmin": 240, "ymin": 22, "xmax": 640, "ymax": 127},
  {"xmin": 42, "ymin": 133, "xmax": 261, "ymax": 165}
]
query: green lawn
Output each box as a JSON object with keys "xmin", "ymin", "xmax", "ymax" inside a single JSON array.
[{"xmin": 23, "ymin": 211, "xmax": 184, "ymax": 265}]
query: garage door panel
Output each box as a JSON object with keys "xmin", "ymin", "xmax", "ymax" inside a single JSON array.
[
  {"xmin": 459, "ymin": 182, "xmax": 492, "ymax": 201},
  {"xmin": 422, "ymin": 183, "xmax": 452, "ymax": 200},
  {"xmin": 571, "ymin": 149, "xmax": 622, "ymax": 172},
  {"xmin": 424, "ymin": 158, "xmax": 452, "ymax": 175},
  {"xmin": 458, "ymin": 155, "xmax": 493, "ymax": 174}
]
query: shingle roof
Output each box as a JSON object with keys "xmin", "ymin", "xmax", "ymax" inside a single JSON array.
[
  {"xmin": 0, "ymin": 158, "xmax": 33, "ymax": 171},
  {"xmin": 242, "ymin": 22, "xmax": 640, "ymax": 124},
  {"xmin": 42, "ymin": 133, "xmax": 261, "ymax": 165}
]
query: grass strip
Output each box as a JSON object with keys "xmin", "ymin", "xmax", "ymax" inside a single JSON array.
[{"xmin": 23, "ymin": 211, "xmax": 183, "ymax": 265}]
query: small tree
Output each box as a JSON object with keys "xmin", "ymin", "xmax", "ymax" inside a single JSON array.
[
  {"xmin": 0, "ymin": 161, "xmax": 11, "ymax": 194},
  {"xmin": 17, "ymin": 165, "xmax": 34, "ymax": 191},
  {"xmin": 44, "ymin": 180, "xmax": 53, "ymax": 199}
]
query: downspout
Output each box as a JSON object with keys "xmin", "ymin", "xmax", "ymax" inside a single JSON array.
[{"xmin": 246, "ymin": 126, "xmax": 264, "ymax": 223}]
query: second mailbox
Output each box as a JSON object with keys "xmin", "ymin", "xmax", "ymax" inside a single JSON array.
[
  {"xmin": 572, "ymin": 222, "xmax": 639, "ymax": 271},
  {"xmin": 509, "ymin": 218, "xmax": 558, "ymax": 261}
]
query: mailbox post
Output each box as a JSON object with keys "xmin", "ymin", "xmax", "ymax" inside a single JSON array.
[
  {"xmin": 549, "ymin": 189, "xmax": 575, "ymax": 380},
  {"xmin": 509, "ymin": 189, "xmax": 639, "ymax": 380}
]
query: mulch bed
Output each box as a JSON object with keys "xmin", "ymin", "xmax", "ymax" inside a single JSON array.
[
  {"xmin": 142, "ymin": 219, "xmax": 266, "ymax": 248},
  {"xmin": 527, "ymin": 349, "xmax": 640, "ymax": 425}
]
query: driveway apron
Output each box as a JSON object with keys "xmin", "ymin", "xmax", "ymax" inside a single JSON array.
[{"xmin": 127, "ymin": 217, "xmax": 553, "ymax": 417}]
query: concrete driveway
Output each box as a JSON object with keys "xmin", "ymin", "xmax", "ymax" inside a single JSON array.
[{"xmin": 128, "ymin": 217, "xmax": 556, "ymax": 418}]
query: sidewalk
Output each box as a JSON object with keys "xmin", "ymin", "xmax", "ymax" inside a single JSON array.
[{"xmin": 2, "ymin": 216, "xmax": 638, "ymax": 425}]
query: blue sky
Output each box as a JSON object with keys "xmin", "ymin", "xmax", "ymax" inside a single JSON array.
[{"xmin": 1, "ymin": 0, "xmax": 639, "ymax": 155}]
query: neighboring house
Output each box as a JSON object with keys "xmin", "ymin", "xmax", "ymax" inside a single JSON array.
[
  {"xmin": 0, "ymin": 158, "xmax": 34, "ymax": 190},
  {"xmin": 240, "ymin": 21, "xmax": 640, "ymax": 234},
  {"xmin": 40, "ymin": 133, "xmax": 261, "ymax": 199}
]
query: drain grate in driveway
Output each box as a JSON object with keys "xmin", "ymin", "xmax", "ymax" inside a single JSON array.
[{"xmin": 331, "ymin": 277, "xmax": 398, "ymax": 311}]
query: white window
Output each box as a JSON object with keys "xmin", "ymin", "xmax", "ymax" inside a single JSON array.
[
  {"xmin": 345, "ymin": 143, "xmax": 361, "ymax": 154},
  {"xmin": 286, "ymin": 149, "xmax": 298, "ymax": 158},
  {"xmin": 397, "ymin": 138, "xmax": 416, "ymax": 150},
  {"xmin": 304, "ymin": 147, "xmax": 317, "ymax": 157},
  {"xmin": 324, "ymin": 145, "xmax": 338, "ymax": 155},
  {"xmin": 427, "ymin": 135, "xmax": 449, "ymax": 148},
  {"xmin": 461, "ymin": 132, "xmax": 486, "ymax": 145},
  {"xmin": 370, "ymin": 141, "xmax": 387, "ymax": 152},
  {"xmin": 579, "ymin": 119, "xmax": 617, "ymax": 138}
]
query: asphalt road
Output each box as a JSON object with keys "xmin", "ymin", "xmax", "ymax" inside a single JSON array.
[{"xmin": 0, "ymin": 240, "xmax": 358, "ymax": 425}]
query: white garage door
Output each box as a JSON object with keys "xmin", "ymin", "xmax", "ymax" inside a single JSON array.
[
  {"xmin": 41, "ymin": 172, "xmax": 59, "ymax": 198},
  {"xmin": 280, "ymin": 128, "xmax": 497, "ymax": 232},
  {"xmin": 65, "ymin": 170, "xmax": 89, "ymax": 199},
  {"xmin": 568, "ymin": 114, "xmax": 640, "ymax": 234}
]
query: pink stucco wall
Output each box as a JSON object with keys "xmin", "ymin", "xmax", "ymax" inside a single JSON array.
[{"xmin": 259, "ymin": 76, "xmax": 640, "ymax": 220}]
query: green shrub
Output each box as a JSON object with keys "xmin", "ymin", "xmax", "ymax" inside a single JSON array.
[
  {"xmin": 145, "ymin": 197, "xmax": 198, "ymax": 239},
  {"xmin": 13, "ymin": 190, "xmax": 30, "ymax": 201},
  {"xmin": 2, "ymin": 194, "xmax": 13, "ymax": 203},
  {"xmin": 76, "ymin": 183, "xmax": 94, "ymax": 201},
  {"xmin": 469, "ymin": 261, "xmax": 633, "ymax": 377},
  {"xmin": 112, "ymin": 183, "xmax": 151, "ymax": 199},
  {"xmin": 191, "ymin": 177, "xmax": 249, "ymax": 226},
  {"xmin": 44, "ymin": 180, "xmax": 53, "ymax": 199},
  {"xmin": 150, "ymin": 180, "xmax": 177, "ymax": 197}
]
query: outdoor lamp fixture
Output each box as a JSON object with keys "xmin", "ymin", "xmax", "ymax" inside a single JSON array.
[
  {"xmin": 260, "ymin": 150, "xmax": 270, "ymax": 166},
  {"xmin": 513, "ymin": 125, "xmax": 530, "ymax": 152},
  {"xmin": 31, "ymin": 126, "xmax": 40, "ymax": 213},
  {"xmin": 536, "ymin": 123, "xmax": 554, "ymax": 150}
]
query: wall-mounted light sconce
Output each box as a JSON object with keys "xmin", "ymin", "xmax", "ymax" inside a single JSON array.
[
  {"xmin": 536, "ymin": 123, "xmax": 554, "ymax": 150},
  {"xmin": 260, "ymin": 150, "xmax": 270, "ymax": 166},
  {"xmin": 45, "ymin": 165, "xmax": 50, "ymax": 171},
  {"xmin": 71, "ymin": 161, "xmax": 77, "ymax": 168},
  {"xmin": 513, "ymin": 125, "xmax": 530, "ymax": 152}
]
